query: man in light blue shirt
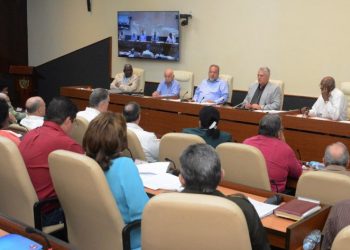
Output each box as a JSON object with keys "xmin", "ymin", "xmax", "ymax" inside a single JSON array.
[
  {"xmin": 152, "ymin": 68, "xmax": 181, "ymax": 98},
  {"xmin": 192, "ymin": 65, "xmax": 229, "ymax": 104}
]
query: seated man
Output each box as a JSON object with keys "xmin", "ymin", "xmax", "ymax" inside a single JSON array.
[
  {"xmin": 242, "ymin": 67, "xmax": 282, "ymax": 110},
  {"xmin": 152, "ymin": 68, "xmax": 180, "ymax": 98},
  {"xmin": 179, "ymin": 143, "xmax": 270, "ymax": 250},
  {"xmin": 182, "ymin": 106, "xmax": 232, "ymax": 148},
  {"xmin": 123, "ymin": 101, "xmax": 159, "ymax": 162},
  {"xmin": 0, "ymin": 98, "xmax": 20, "ymax": 145},
  {"xmin": 166, "ymin": 32, "xmax": 176, "ymax": 43},
  {"xmin": 0, "ymin": 92, "xmax": 25, "ymax": 122},
  {"xmin": 77, "ymin": 88, "xmax": 109, "ymax": 122},
  {"xmin": 322, "ymin": 142, "xmax": 350, "ymax": 176},
  {"xmin": 192, "ymin": 64, "xmax": 228, "ymax": 104},
  {"xmin": 19, "ymin": 96, "xmax": 84, "ymax": 226},
  {"xmin": 110, "ymin": 64, "xmax": 139, "ymax": 92},
  {"xmin": 20, "ymin": 96, "xmax": 46, "ymax": 130},
  {"xmin": 303, "ymin": 76, "xmax": 347, "ymax": 121},
  {"xmin": 243, "ymin": 114, "xmax": 302, "ymax": 193}
]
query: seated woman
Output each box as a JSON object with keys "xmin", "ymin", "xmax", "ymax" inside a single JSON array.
[
  {"xmin": 0, "ymin": 98, "xmax": 20, "ymax": 145},
  {"xmin": 83, "ymin": 112, "xmax": 149, "ymax": 250},
  {"xmin": 182, "ymin": 106, "xmax": 232, "ymax": 148}
]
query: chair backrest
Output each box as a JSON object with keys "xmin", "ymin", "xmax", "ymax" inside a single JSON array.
[
  {"xmin": 173, "ymin": 70, "xmax": 194, "ymax": 98},
  {"xmin": 216, "ymin": 142, "xmax": 271, "ymax": 191},
  {"xmin": 0, "ymin": 137, "xmax": 38, "ymax": 226},
  {"xmin": 340, "ymin": 82, "xmax": 350, "ymax": 118},
  {"xmin": 127, "ymin": 129, "xmax": 147, "ymax": 161},
  {"xmin": 219, "ymin": 74, "xmax": 234, "ymax": 103},
  {"xmin": 296, "ymin": 171, "xmax": 350, "ymax": 205},
  {"xmin": 133, "ymin": 67, "xmax": 145, "ymax": 92},
  {"xmin": 159, "ymin": 133, "xmax": 205, "ymax": 170},
  {"xmin": 69, "ymin": 116, "xmax": 89, "ymax": 145},
  {"xmin": 48, "ymin": 150, "xmax": 125, "ymax": 250},
  {"xmin": 142, "ymin": 192, "xmax": 251, "ymax": 250},
  {"xmin": 331, "ymin": 225, "xmax": 350, "ymax": 250}
]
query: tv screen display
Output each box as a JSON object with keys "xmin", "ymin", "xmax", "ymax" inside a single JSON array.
[{"xmin": 117, "ymin": 11, "xmax": 180, "ymax": 61}]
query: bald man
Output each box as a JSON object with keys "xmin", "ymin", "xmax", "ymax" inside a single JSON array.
[
  {"xmin": 303, "ymin": 76, "xmax": 348, "ymax": 121},
  {"xmin": 323, "ymin": 142, "xmax": 350, "ymax": 176},
  {"xmin": 20, "ymin": 96, "xmax": 46, "ymax": 130},
  {"xmin": 152, "ymin": 68, "xmax": 180, "ymax": 98}
]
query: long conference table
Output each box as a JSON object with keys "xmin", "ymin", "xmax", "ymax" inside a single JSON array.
[{"xmin": 61, "ymin": 86, "xmax": 350, "ymax": 162}]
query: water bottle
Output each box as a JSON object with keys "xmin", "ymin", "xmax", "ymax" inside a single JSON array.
[
  {"xmin": 305, "ymin": 161, "xmax": 325, "ymax": 170},
  {"xmin": 303, "ymin": 229, "xmax": 321, "ymax": 250}
]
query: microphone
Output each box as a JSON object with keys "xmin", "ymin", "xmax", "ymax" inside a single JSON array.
[
  {"xmin": 199, "ymin": 96, "xmax": 205, "ymax": 103},
  {"xmin": 232, "ymin": 101, "xmax": 245, "ymax": 109},
  {"xmin": 25, "ymin": 227, "xmax": 52, "ymax": 250},
  {"xmin": 180, "ymin": 91, "xmax": 189, "ymax": 102}
]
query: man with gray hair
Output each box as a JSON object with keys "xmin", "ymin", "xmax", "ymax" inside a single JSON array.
[
  {"xmin": 77, "ymin": 88, "xmax": 109, "ymax": 122},
  {"xmin": 20, "ymin": 96, "xmax": 46, "ymax": 130},
  {"xmin": 242, "ymin": 67, "xmax": 282, "ymax": 110},
  {"xmin": 243, "ymin": 114, "xmax": 302, "ymax": 193},
  {"xmin": 323, "ymin": 142, "xmax": 350, "ymax": 176},
  {"xmin": 179, "ymin": 143, "xmax": 270, "ymax": 250}
]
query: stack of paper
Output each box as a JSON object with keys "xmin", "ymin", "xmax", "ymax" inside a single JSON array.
[{"xmin": 137, "ymin": 162, "xmax": 182, "ymax": 191}]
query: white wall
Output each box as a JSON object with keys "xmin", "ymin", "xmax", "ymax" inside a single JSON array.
[{"xmin": 27, "ymin": 0, "xmax": 350, "ymax": 97}]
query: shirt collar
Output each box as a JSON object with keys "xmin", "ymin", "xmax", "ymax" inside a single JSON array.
[{"xmin": 43, "ymin": 121, "xmax": 65, "ymax": 133}]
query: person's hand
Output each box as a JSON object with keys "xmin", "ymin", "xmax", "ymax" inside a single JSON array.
[
  {"xmin": 245, "ymin": 103, "xmax": 252, "ymax": 109},
  {"xmin": 300, "ymin": 107, "xmax": 309, "ymax": 117},
  {"xmin": 152, "ymin": 91, "xmax": 160, "ymax": 97},
  {"xmin": 205, "ymin": 100, "xmax": 215, "ymax": 103},
  {"xmin": 251, "ymin": 104, "xmax": 262, "ymax": 110}
]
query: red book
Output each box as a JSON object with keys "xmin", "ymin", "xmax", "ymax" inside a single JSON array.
[{"xmin": 274, "ymin": 199, "xmax": 321, "ymax": 221}]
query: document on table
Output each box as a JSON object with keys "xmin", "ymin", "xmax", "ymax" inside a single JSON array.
[
  {"xmin": 136, "ymin": 162, "xmax": 169, "ymax": 175},
  {"xmin": 247, "ymin": 197, "xmax": 279, "ymax": 218},
  {"xmin": 140, "ymin": 173, "xmax": 182, "ymax": 191}
]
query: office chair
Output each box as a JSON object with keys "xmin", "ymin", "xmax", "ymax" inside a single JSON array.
[
  {"xmin": 0, "ymin": 136, "xmax": 63, "ymax": 233},
  {"xmin": 216, "ymin": 142, "xmax": 271, "ymax": 191},
  {"xmin": 142, "ymin": 192, "xmax": 252, "ymax": 250},
  {"xmin": 159, "ymin": 132, "xmax": 205, "ymax": 170},
  {"xmin": 296, "ymin": 171, "xmax": 350, "ymax": 205},
  {"xmin": 49, "ymin": 150, "xmax": 139, "ymax": 250}
]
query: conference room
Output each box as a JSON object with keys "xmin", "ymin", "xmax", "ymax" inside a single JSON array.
[{"xmin": 1, "ymin": 1, "xmax": 350, "ymax": 249}]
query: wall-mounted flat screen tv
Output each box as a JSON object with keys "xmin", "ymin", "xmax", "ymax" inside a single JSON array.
[{"xmin": 117, "ymin": 11, "xmax": 180, "ymax": 61}]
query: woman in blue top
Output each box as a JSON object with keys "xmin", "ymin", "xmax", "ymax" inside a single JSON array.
[{"xmin": 83, "ymin": 112, "xmax": 149, "ymax": 250}]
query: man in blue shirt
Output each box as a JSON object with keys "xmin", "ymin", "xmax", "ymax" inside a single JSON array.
[
  {"xmin": 152, "ymin": 68, "xmax": 181, "ymax": 98},
  {"xmin": 192, "ymin": 64, "xmax": 229, "ymax": 104}
]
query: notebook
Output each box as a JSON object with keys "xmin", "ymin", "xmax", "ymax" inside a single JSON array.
[{"xmin": 274, "ymin": 199, "xmax": 321, "ymax": 221}]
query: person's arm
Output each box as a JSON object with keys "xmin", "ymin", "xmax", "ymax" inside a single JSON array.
[
  {"xmin": 118, "ymin": 75, "xmax": 140, "ymax": 92},
  {"xmin": 308, "ymin": 96, "xmax": 322, "ymax": 117},
  {"xmin": 146, "ymin": 133, "xmax": 160, "ymax": 162},
  {"xmin": 230, "ymin": 197, "xmax": 271, "ymax": 250},
  {"xmin": 171, "ymin": 82, "xmax": 181, "ymax": 97},
  {"xmin": 322, "ymin": 91, "xmax": 346, "ymax": 120},
  {"xmin": 242, "ymin": 84, "xmax": 254, "ymax": 108},
  {"xmin": 261, "ymin": 86, "xmax": 282, "ymax": 110},
  {"xmin": 120, "ymin": 159, "xmax": 149, "ymax": 221},
  {"xmin": 287, "ymin": 147, "xmax": 302, "ymax": 179},
  {"xmin": 214, "ymin": 81, "xmax": 229, "ymax": 104},
  {"xmin": 152, "ymin": 82, "xmax": 162, "ymax": 97},
  {"xmin": 110, "ymin": 73, "xmax": 121, "ymax": 89}
]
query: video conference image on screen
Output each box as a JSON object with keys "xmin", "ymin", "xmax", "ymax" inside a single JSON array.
[{"xmin": 117, "ymin": 11, "xmax": 180, "ymax": 61}]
